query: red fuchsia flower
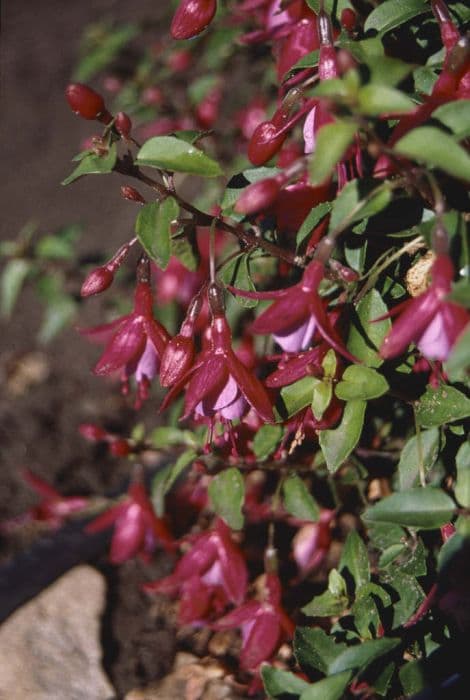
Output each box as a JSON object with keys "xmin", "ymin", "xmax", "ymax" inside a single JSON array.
[
  {"xmin": 171, "ymin": 0, "xmax": 217, "ymax": 40},
  {"xmin": 230, "ymin": 260, "xmax": 356, "ymax": 360},
  {"xmin": 379, "ymin": 254, "xmax": 469, "ymax": 362},
  {"xmin": 143, "ymin": 518, "xmax": 248, "ymax": 624},
  {"xmin": 212, "ymin": 573, "xmax": 295, "ymax": 671},
  {"xmin": 162, "ymin": 284, "xmax": 274, "ymax": 424},
  {"xmin": 0, "ymin": 470, "xmax": 88, "ymax": 533},
  {"xmin": 86, "ymin": 482, "xmax": 174, "ymax": 565},
  {"xmin": 80, "ymin": 258, "xmax": 171, "ymax": 407},
  {"xmin": 292, "ymin": 509, "xmax": 334, "ymax": 579},
  {"xmin": 159, "ymin": 293, "xmax": 202, "ymax": 387}
]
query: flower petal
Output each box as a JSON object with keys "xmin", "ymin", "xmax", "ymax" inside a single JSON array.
[
  {"xmin": 252, "ymin": 293, "xmax": 309, "ymax": 335},
  {"xmin": 380, "ymin": 292, "xmax": 439, "ymax": 359},
  {"xmin": 94, "ymin": 318, "xmax": 146, "ymax": 375},
  {"xmin": 78, "ymin": 315, "xmax": 131, "ymax": 344},
  {"xmin": 266, "ymin": 346, "xmax": 325, "ymax": 387},
  {"xmin": 109, "ymin": 503, "xmax": 146, "ymax": 564},
  {"xmin": 226, "ymin": 352, "xmax": 274, "ymax": 423},
  {"xmin": 240, "ymin": 610, "xmax": 281, "ymax": 670},
  {"xmin": 273, "ymin": 315, "xmax": 316, "ymax": 352},
  {"xmin": 183, "ymin": 355, "xmax": 228, "ymax": 419}
]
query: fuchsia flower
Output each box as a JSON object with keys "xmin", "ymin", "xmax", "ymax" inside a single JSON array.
[
  {"xmin": 143, "ymin": 518, "xmax": 248, "ymax": 624},
  {"xmin": 86, "ymin": 482, "xmax": 174, "ymax": 565},
  {"xmin": 212, "ymin": 573, "xmax": 294, "ymax": 670},
  {"xmin": 1, "ymin": 470, "xmax": 88, "ymax": 532},
  {"xmin": 162, "ymin": 284, "xmax": 274, "ymax": 424},
  {"xmin": 379, "ymin": 254, "xmax": 469, "ymax": 361},
  {"xmin": 80, "ymin": 259, "xmax": 170, "ymax": 406},
  {"xmin": 230, "ymin": 260, "xmax": 356, "ymax": 360}
]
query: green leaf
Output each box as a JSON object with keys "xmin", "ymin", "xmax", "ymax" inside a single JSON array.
[
  {"xmin": 432, "ymin": 100, "xmax": 470, "ymax": 139},
  {"xmin": 394, "ymin": 127, "xmax": 470, "ymax": 182},
  {"xmin": 335, "ymin": 365, "xmax": 389, "ymax": 401},
  {"xmin": 151, "ymin": 449, "xmax": 196, "ymax": 516},
  {"xmin": 445, "ymin": 325, "xmax": 470, "ymax": 382},
  {"xmin": 277, "ymin": 376, "xmax": 318, "ymax": 419},
  {"xmin": 252, "ymin": 424, "xmax": 283, "ymax": 460},
  {"xmin": 364, "ymin": 0, "xmax": 429, "ymax": 35},
  {"xmin": 136, "ymin": 136, "xmax": 223, "ymax": 177},
  {"xmin": 380, "ymin": 570, "xmax": 424, "ymax": 627},
  {"xmin": 398, "ymin": 428, "xmax": 440, "ymax": 490},
  {"xmin": 357, "ymin": 85, "xmax": 416, "ymax": 116},
  {"xmin": 283, "ymin": 474, "xmax": 320, "ymax": 522},
  {"xmin": 351, "ymin": 591, "xmax": 380, "ymax": 639},
  {"xmin": 149, "ymin": 426, "xmax": 199, "ymax": 449},
  {"xmin": 455, "ymin": 441, "xmax": 470, "ymax": 508},
  {"xmin": 447, "ymin": 278, "xmax": 470, "ymax": 307},
  {"xmin": 319, "ymin": 399, "xmax": 366, "ymax": 473},
  {"xmin": 171, "ymin": 235, "xmax": 200, "ymax": 272},
  {"xmin": 261, "ymin": 666, "xmax": 309, "ymax": 699},
  {"xmin": 309, "ymin": 120, "xmax": 358, "ymax": 185},
  {"xmin": 302, "ymin": 569, "xmax": 349, "ymax": 617},
  {"xmin": 294, "ymin": 627, "xmax": 346, "ymax": 676},
  {"xmin": 170, "ymin": 129, "xmax": 212, "ymax": 145},
  {"xmin": 74, "ymin": 23, "xmax": 138, "ymax": 82},
  {"xmin": 311, "ymin": 380, "xmax": 333, "ymax": 420},
  {"xmin": 347, "ymin": 290, "xmax": 391, "ymax": 367},
  {"xmin": 305, "ymin": 0, "xmax": 354, "ymax": 20},
  {"xmin": 0, "ymin": 259, "xmax": 31, "ymax": 318},
  {"xmin": 220, "ymin": 254, "xmax": 258, "ymax": 308},
  {"xmin": 296, "ymin": 201, "xmax": 332, "ymax": 250},
  {"xmin": 368, "ymin": 522, "xmax": 406, "ymax": 550},
  {"xmin": 399, "ymin": 660, "xmax": 426, "ymax": 695},
  {"xmin": 329, "ymin": 637, "xmax": 400, "ymax": 675},
  {"xmin": 299, "ymin": 671, "xmax": 352, "ymax": 700},
  {"xmin": 38, "ymin": 296, "xmax": 76, "ymax": 344},
  {"xmin": 414, "ymin": 385, "xmax": 470, "ymax": 428},
  {"xmin": 339, "ymin": 531, "xmax": 370, "ymax": 593},
  {"xmin": 62, "ymin": 144, "xmax": 117, "ymax": 185},
  {"xmin": 363, "ymin": 487, "xmax": 455, "ymax": 529},
  {"xmin": 135, "ymin": 197, "xmax": 179, "ymax": 269},
  {"xmin": 328, "ymin": 179, "xmax": 392, "ymax": 235},
  {"xmin": 208, "ymin": 467, "xmax": 245, "ymax": 530}
]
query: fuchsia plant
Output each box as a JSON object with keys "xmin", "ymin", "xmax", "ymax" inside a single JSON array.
[{"xmin": 4, "ymin": 0, "xmax": 470, "ymax": 697}]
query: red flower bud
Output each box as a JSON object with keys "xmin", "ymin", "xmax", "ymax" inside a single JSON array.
[
  {"xmin": 340, "ymin": 8, "xmax": 357, "ymax": 33},
  {"xmin": 120, "ymin": 186, "xmax": 146, "ymax": 204},
  {"xmin": 109, "ymin": 439, "xmax": 131, "ymax": 457},
  {"xmin": 65, "ymin": 83, "xmax": 108, "ymax": 121},
  {"xmin": 81, "ymin": 266, "xmax": 114, "ymax": 297},
  {"xmin": 115, "ymin": 111, "xmax": 132, "ymax": 138},
  {"xmin": 171, "ymin": 0, "xmax": 217, "ymax": 40},
  {"xmin": 79, "ymin": 423, "xmax": 107, "ymax": 442},
  {"xmin": 160, "ymin": 335, "xmax": 195, "ymax": 387},
  {"xmin": 234, "ymin": 177, "xmax": 282, "ymax": 215},
  {"xmin": 248, "ymin": 121, "xmax": 287, "ymax": 166}
]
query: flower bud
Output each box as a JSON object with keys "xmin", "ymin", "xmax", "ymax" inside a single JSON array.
[
  {"xmin": 248, "ymin": 121, "xmax": 287, "ymax": 166},
  {"xmin": 109, "ymin": 439, "xmax": 131, "ymax": 457},
  {"xmin": 81, "ymin": 266, "xmax": 114, "ymax": 297},
  {"xmin": 115, "ymin": 111, "xmax": 132, "ymax": 138},
  {"xmin": 171, "ymin": 0, "xmax": 217, "ymax": 40},
  {"xmin": 234, "ymin": 177, "xmax": 282, "ymax": 215},
  {"xmin": 160, "ymin": 335, "xmax": 195, "ymax": 387},
  {"xmin": 121, "ymin": 185, "xmax": 146, "ymax": 204},
  {"xmin": 65, "ymin": 83, "xmax": 108, "ymax": 121},
  {"xmin": 79, "ymin": 423, "xmax": 107, "ymax": 441},
  {"xmin": 340, "ymin": 8, "xmax": 357, "ymax": 33}
]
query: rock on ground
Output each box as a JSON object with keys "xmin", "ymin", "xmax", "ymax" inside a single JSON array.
[{"xmin": 0, "ymin": 565, "xmax": 115, "ymax": 700}]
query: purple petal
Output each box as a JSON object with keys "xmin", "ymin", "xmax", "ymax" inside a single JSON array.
[
  {"xmin": 183, "ymin": 355, "xmax": 228, "ymax": 419},
  {"xmin": 303, "ymin": 105, "xmax": 316, "ymax": 154},
  {"xmin": 273, "ymin": 314, "xmax": 316, "ymax": 352},
  {"xmin": 131, "ymin": 338, "xmax": 159, "ymax": 382},
  {"xmin": 144, "ymin": 318, "xmax": 170, "ymax": 357},
  {"xmin": 94, "ymin": 318, "xmax": 146, "ymax": 375},
  {"xmin": 380, "ymin": 292, "xmax": 439, "ymax": 359},
  {"xmin": 219, "ymin": 392, "xmax": 248, "ymax": 420}
]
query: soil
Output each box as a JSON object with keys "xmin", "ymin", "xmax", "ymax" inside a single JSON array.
[{"xmin": 0, "ymin": 1, "xmax": 185, "ymax": 696}]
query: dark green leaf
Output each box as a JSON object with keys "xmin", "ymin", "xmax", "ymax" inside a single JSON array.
[
  {"xmin": 220, "ymin": 254, "xmax": 258, "ymax": 308},
  {"xmin": 394, "ymin": 127, "xmax": 470, "ymax": 181},
  {"xmin": 335, "ymin": 365, "xmax": 389, "ymax": 401},
  {"xmin": 455, "ymin": 441, "xmax": 470, "ymax": 508},
  {"xmin": 135, "ymin": 197, "xmax": 179, "ymax": 269},
  {"xmin": 347, "ymin": 290, "xmax": 391, "ymax": 367},
  {"xmin": 299, "ymin": 671, "xmax": 352, "ymax": 700},
  {"xmin": 137, "ymin": 136, "xmax": 223, "ymax": 177},
  {"xmin": 357, "ymin": 85, "xmax": 416, "ymax": 116},
  {"xmin": 283, "ymin": 474, "xmax": 320, "ymax": 522},
  {"xmin": 399, "ymin": 660, "xmax": 426, "ymax": 695},
  {"xmin": 363, "ymin": 487, "xmax": 455, "ymax": 529},
  {"xmin": 252, "ymin": 424, "xmax": 283, "ymax": 460},
  {"xmin": 296, "ymin": 201, "xmax": 332, "ymax": 250},
  {"xmin": 364, "ymin": 0, "xmax": 429, "ymax": 35},
  {"xmin": 414, "ymin": 385, "xmax": 470, "ymax": 428},
  {"xmin": 329, "ymin": 637, "xmax": 400, "ymax": 675},
  {"xmin": 302, "ymin": 569, "xmax": 348, "ymax": 617},
  {"xmin": 171, "ymin": 235, "xmax": 200, "ymax": 272},
  {"xmin": 339, "ymin": 530, "xmax": 370, "ymax": 592},
  {"xmin": 151, "ymin": 449, "xmax": 196, "ymax": 516},
  {"xmin": 170, "ymin": 129, "xmax": 212, "ymax": 144},
  {"xmin": 351, "ymin": 592, "xmax": 379, "ymax": 639},
  {"xmin": 305, "ymin": 0, "xmax": 354, "ymax": 19},
  {"xmin": 328, "ymin": 180, "xmax": 392, "ymax": 235},
  {"xmin": 294, "ymin": 627, "xmax": 346, "ymax": 676},
  {"xmin": 445, "ymin": 325, "xmax": 470, "ymax": 382},
  {"xmin": 368, "ymin": 522, "xmax": 406, "ymax": 550},
  {"xmin": 261, "ymin": 666, "xmax": 309, "ymax": 699},
  {"xmin": 380, "ymin": 570, "xmax": 424, "ymax": 627},
  {"xmin": 432, "ymin": 100, "xmax": 470, "ymax": 139},
  {"xmin": 1, "ymin": 259, "xmax": 31, "ymax": 318},
  {"xmin": 309, "ymin": 120, "xmax": 358, "ymax": 185},
  {"xmin": 398, "ymin": 428, "xmax": 440, "ymax": 490},
  {"xmin": 62, "ymin": 144, "xmax": 117, "ymax": 185},
  {"xmin": 319, "ymin": 399, "xmax": 366, "ymax": 473},
  {"xmin": 208, "ymin": 467, "xmax": 245, "ymax": 530}
]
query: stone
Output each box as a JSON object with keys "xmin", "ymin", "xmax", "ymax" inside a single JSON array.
[{"xmin": 0, "ymin": 565, "xmax": 115, "ymax": 700}]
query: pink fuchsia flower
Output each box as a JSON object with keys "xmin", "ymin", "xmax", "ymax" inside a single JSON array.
[
  {"xmin": 171, "ymin": 0, "xmax": 217, "ymax": 40},
  {"xmin": 230, "ymin": 260, "xmax": 356, "ymax": 361},
  {"xmin": 379, "ymin": 254, "xmax": 469, "ymax": 361},
  {"xmin": 80, "ymin": 259, "xmax": 170, "ymax": 407},
  {"xmin": 143, "ymin": 518, "xmax": 248, "ymax": 624},
  {"xmin": 0, "ymin": 470, "xmax": 88, "ymax": 533},
  {"xmin": 212, "ymin": 573, "xmax": 294, "ymax": 671},
  {"xmin": 85, "ymin": 482, "xmax": 174, "ymax": 565}
]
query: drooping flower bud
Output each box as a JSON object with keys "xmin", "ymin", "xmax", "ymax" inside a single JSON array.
[
  {"xmin": 234, "ymin": 176, "xmax": 283, "ymax": 215},
  {"xmin": 248, "ymin": 121, "xmax": 287, "ymax": 166},
  {"xmin": 340, "ymin": 8, "xmax": 357, "ymax": 33},
  {"xmin": 108, "ymin": 439, "xmax": 132, "ymax": 457},
  {"xmin": 79, "ymin": 423, "xmax": 108, "ymax": 442},
  {"xmin": 121, "ymin": 185, "xmax": 146, "ymax": 204},
  {"xmin": 81, "ymin": 266, "xmax": 114, "ymax": 297},
  {"xmin": 171, "ymin": 0, "xmax": 217, "ymax": 40},
  {"xmin": 65, "ymin": 83, "xmax": 111, "ymax": 123},
  {"xmin": 115, "ymin": 111, "xmax": 132, "ymax": 138}
]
